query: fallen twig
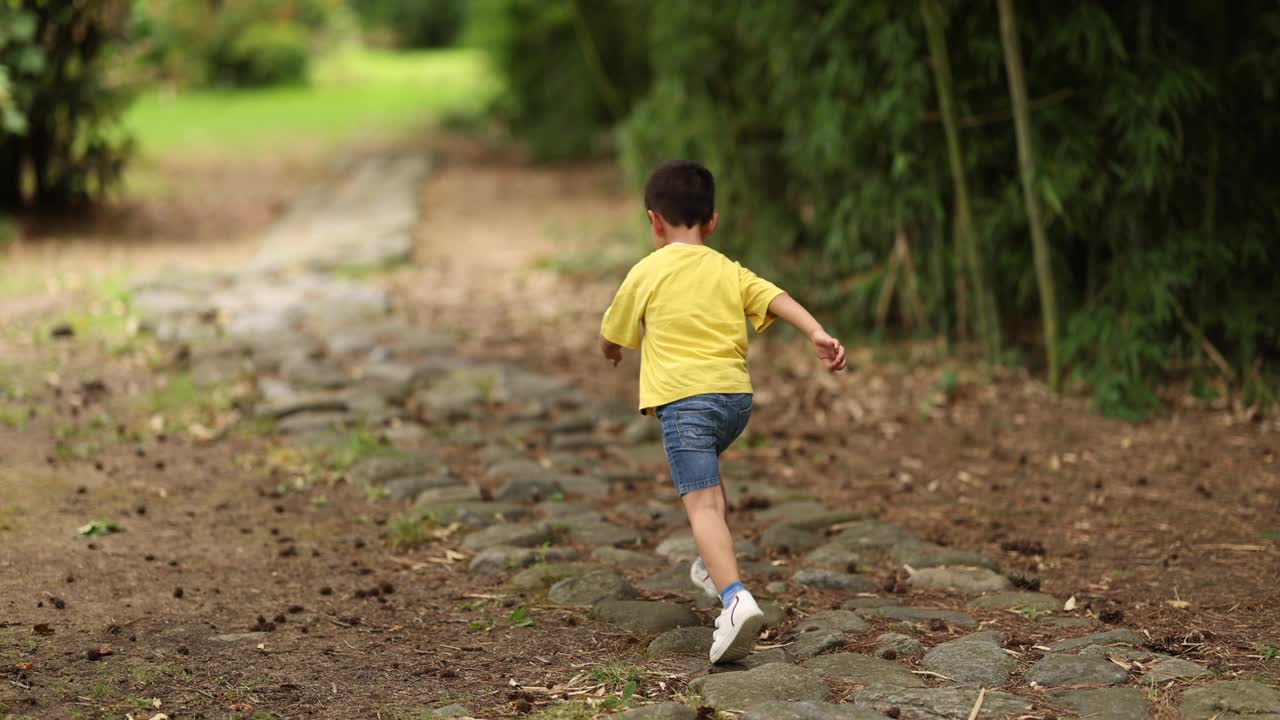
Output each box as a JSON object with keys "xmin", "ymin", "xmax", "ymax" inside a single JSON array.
[{"xmin": 967, "ymin": 687, "xmax": 986, "ymax": 720}]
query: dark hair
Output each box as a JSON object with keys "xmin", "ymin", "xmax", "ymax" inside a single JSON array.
[{"xmin": 644, "ymin": 160, "xmax": 715, "ymax": 227}]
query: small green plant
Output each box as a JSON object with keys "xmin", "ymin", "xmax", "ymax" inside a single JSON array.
[
  {"xmin": 364, "ymin": 483, "xmax": 390, "ymax": 502},
  {"xmin": 589, "ymin": 662, "xmax": 640, "ymax": 692},
  {"xmin": 508, "ymin": 606, "xmax": 534, "ymax": 628},
  {"xmin": 601, "ymin": 680, "xmax": 638, "ymax": 710},
  {"xmin": 91, "ymin": 679, "xmax": 109, "ymax": 697},
  {"xmin": 0, "ymin": 403, "xmax": 27, "ymax": 429},
  {"xmin": 329, "ymin": 427, "xmax": 405, "ymax": 470},
  {"xmin": 384, "ymin": 514, "xmax": 429, "ymax": 549},
  {"xmin": 1260, "ymin": 645, "xmax": 1280, "ymax": 660},
  {"xmin": 77, "ymin": 520, "xmax": 123, "ymax": 537},
  {"xmin": 1262, "ymin": 530, "xmax": 1280, "ymax": 541},
  {"xmin": 1018, "ymin": 606, "xmax": 1051, "ymax": 621}
]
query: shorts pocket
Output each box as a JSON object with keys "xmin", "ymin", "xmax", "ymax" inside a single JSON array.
[{"xmin": 675, "ymin": 409, "xmax": 719, "ymax": 450}]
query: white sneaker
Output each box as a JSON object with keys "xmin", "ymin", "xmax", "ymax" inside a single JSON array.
[
  {"xmin": 709, "ymin": 590, "xmax": 765, "ymax": 664},
  {"xmin": 689, "ymin": 557, "xmax": 719, "ymax": 599}
]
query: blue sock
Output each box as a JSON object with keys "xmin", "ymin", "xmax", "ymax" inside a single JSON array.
[{"xmin": 719, "ymin": 581, "xmax": 746, "ymax": 607}]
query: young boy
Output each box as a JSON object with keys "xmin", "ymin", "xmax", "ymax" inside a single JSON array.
[{"xmin": 599, "ymin": 161, "xmax": 846, "ymax": 664}]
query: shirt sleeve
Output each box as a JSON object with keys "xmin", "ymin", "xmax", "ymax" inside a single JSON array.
[
  {"xmin": 600, "ymin": 264, "xmax": 649, "ymax": 348},
  {"xmin": 740, "ymin": 264, "xmax": 786, "ymax": 333}
]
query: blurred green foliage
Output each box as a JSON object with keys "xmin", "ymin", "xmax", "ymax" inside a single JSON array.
[
  {"xmin": 467, "ymin": 0, "xmax": 650, "ymax": 161},
  {"xmin": 482, "ymin": 0, "xmax": 1280, "ymax": 417},
  {"xmin": 137, "ymin": 0, "xmax": 355, "ymax": 88},
  {"xmin": 0, "ymin": 1, "xmax": 136, "ymax": 210},
  {"xmin": 350, "ymin": 0, "xmax": 464, "ymax": 49}
]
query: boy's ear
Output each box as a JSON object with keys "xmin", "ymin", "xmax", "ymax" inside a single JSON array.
[
  {"xmin": 647, "ymin": 210, "xmax": 666, "ymax": 237},
  {"xmin": 702, "ymin": 212, "xmax": 719, "ymax": 237}
]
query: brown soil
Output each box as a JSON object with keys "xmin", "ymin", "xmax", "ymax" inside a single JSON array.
[{"xmin": 1, "ymin": 134, "xmax": 1276, "ymax": 720}]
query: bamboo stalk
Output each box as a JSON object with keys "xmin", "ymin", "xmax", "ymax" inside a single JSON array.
[
  {"xmin": 998, "ymin": 0, "xmax": 1061, "ymax": 390},
  {"xmin": 922, "ymin": 0, "xmax": 998, "ymax": 360},
  {"xmin": 896, "ymin": 226, "xmax": 930, "ymax": 332}
]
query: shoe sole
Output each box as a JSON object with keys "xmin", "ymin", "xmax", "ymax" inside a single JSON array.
[{"xmin": 711, "ymin": 613, "xmax": 765, "ymax": 664}]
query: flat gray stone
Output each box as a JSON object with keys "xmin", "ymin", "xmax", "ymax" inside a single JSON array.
[
  {"xmin": 568, "ymin": 521, "xmax": 642, "ymax": 547},
  {"xmin": 759, "ymin": 598, "xmax": 788, "ymax": 628},
  {"xmin": 1049, "ymin": 629, "xmax": 1142, "ymax": 653},
  {"xmin": 615, "ymin": 443, "xmax": 668, "ymax": 466},
  {"xmin": 967, "ymin": 591, "xmax": 1060, "ymax": 612},
  {"xmin": 592, "ymin": 600, "xmax": 701, "ymax": 633},
  {"xmin": 494, "ymin": 475, "xmax": 563, "ymax": 502},
  {"xmin": 803, "ymin": 653, "xmax": 924, "ymax": 687},
  {"xmin": 761, "ymin": 525, "xmax": 825, "ymax": 553},
  {"xmin": 383, "ymin": 473, "xmax": 459, "ymax": 501},
  {"xmin": 460, "ymin": 522, "xmax": 553, "ymax": 551},
  {"xmin": 806, "ymin": 543, "xmax": 865, "ymax": 568},
  {"xmin": 1182, "ymin": 681, "xmax": 1280, "ymax": 720},
  {"xmin": 732, "ymin": 648, "xmax": 795, "ymax": 669},
  {"xmin": 759, "ymin": 501, "xmax": 860, "ymax": 531},
  {"xmin": 741, "ymin": 702, "xmax": 888, "ymax": 720},
  {"xmin": 793, "ymin": 570, "xmax": 878, "ymax": 593},
  {"xmin": 853, "ymin": 606, "xmax": 977, "ymax": 627},
  {"xmin": 908, "ymin": 567, "xmax": 1010, "ymax": 594},
  {"xmin": 415, "ymin": 499, "xmax": 530, "ymax": 528},
  {"xmin": 1046, "ymin": 688, "xmax": 1150, "ymax": 720},
  {"xmin": 1040, "ymin": 616, "xmax": 1094, "ymax": 629},
  {"xmin": 638, "ymin": 561, "xmax": 699, "ymax": 595},
  {"xmin": 796, "ymin": 610, "xmax": 870, "ymax": 634},
  {"xmin": 689, "ymin": 663, "xmax": 830, "ymax": 710},
  {"xmin": 556, "ymin": 473, "xmax": 613, "ymax": 498},
  {"xmin": 548, "ymin": 570, "xmax": 638, "ymax": 605},
  {"xmin": 622, "ymin": 417, "xmax": 662, "ymax": 444},
  {"xmin": 1079, "ymin": 645, "xmax": 1212, "ymax": 682},
  {"xmin": 618, "ymin": 703, "xmax": 697, "ymax": 720},
  {"xmin": 591, "ymin": 546, "xmax": 665, "ymax": 570},
  {"xmin": 890, "ymin": 541, "xmax": 998, "ymax": 570},
  {"xmin": 789, "ymin": 631, "xmax": 847, "ymax": 658},
  {"xmin": 349, "ymin": 454, "xmax": 441, "ymax": 485},
  {"xmin": 843, "ymin": 597, "xmax": 900, "ymax": 609},
  {"xmin": 550, "ymin": 432, "xmax": 610, "ymax": 450},
  {"xmin": 468, "ymin": 545, "xmax": 578, "ymax": 576},
  {"xmin": 831, "ymin": 521, "xmax": 917, "ymax": 550},
  {"xmin": 855, "ymin": 687, "xmax": 1032, "ymax": 719},
  {"xmin": 507, "ymin": 562, "xmax": 604, "ymax": 592},
  {"xmin": 657, "ymin": 533, "xmax": 759, "ymax": 562},
  {"xmin": 921, "ymin": 636, "xmax": 1014, "ymax": 687},
  {"xmin": 1025, "ymin": 653, "xmax": 1128, "ymax": 687},
  {"xmin": 646, "ymin": 626, "xmax": 714, "ymax": 657},
  {"xmin": 874, "ymin": 632, "xmax": 924, "ymax": 660},
  {"xmin": 739, "ymin": 560, "xmax": 791, "ymax": 581}
]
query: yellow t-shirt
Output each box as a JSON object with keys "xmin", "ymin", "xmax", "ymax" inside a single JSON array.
[{"xmin": 600, "ymin": 243, "xmax": 786, "ymax": 413}]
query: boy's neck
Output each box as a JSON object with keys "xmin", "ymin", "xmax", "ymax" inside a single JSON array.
[{"xmin": 661, "ymin": 226, "xmax": 706, "ymax": 247}]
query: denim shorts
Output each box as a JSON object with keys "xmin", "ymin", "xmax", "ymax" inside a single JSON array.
[{"xmin": 655, "ymin": 393, "xmax": 753, "ymax": 496}]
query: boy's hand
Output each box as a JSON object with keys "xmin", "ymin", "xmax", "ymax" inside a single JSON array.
[
  {"xmin": 811, "ymin": 330, "xmax": 847, "ymax": 372},
  {"xmin": 600, "ymin": 337, "xmax": 623, "ymax": 367}
]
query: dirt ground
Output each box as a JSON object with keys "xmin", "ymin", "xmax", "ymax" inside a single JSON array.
[{"xmin": 1, "ymin": 136, "xmax": 1277, "ymax": 720}]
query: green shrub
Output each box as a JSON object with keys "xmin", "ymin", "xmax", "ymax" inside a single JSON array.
[
  {"xmin": 351, "ymin": 0, "xmax": 465, "ymax": 49},
  {"xmin": 216, "ymin": 23, "xmax": 311, "ymax": 87},
  {"xmin": 139, "ymin": 0, "xmax": 354, "ymax": 88},
  {"xmin": 467, "ymin": 0, "xmax": 650, "ymax": 161},
  {"xmin": 0, "ymin": 2, "xmax": 136, "ymax": 210}
]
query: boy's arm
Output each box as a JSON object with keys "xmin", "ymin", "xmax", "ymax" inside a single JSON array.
[
  {"xmin": 600, "ymin": 336, "xmax": 623, "ymax": 367},
  {"xmin": 767, "ymin": 293, "xmax": 847, "ymax": 372},
  {"xmin": 600, "ymin": 265, "xmax": 648, "ymax": 366}
]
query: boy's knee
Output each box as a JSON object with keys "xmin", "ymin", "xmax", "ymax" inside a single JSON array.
[{"xmin": 682, "ymin": 485, "xmax": 724, "ymax": 513}]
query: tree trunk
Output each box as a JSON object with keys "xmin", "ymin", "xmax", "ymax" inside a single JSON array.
[
  {"xmin": 997, "ymin": 0, "xmax": 1061, "ymax": 390},
  {"xmin": 921, "ymin": 0, "xmax": 998, "ymax": 361}
]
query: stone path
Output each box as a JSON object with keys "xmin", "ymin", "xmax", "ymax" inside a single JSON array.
[{"xmin": 125, "ymin": 151, "xmax": 1279, "ymax": 719}]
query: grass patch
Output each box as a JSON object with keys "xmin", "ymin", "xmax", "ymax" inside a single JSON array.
[
  {"xmin": 588, "ymin": 662, "xmax": 641, "ymax": 693},
  {"xmin": 125, "ymin": 48, "xmax": 498, "ymax": 158},
  {"xmin": 327, "ymin": 427, "xmax": 407, "ymax": 470},
  {"xmin": 0, "ymin": 403, "xmax": 28, "ymax": 429},
  {"xmin": 384, "ymin": 513, "xmax": 432, "ymax": 549},
  {"xmin": 143, "ymin": 372, "xmax": 229, "ymax": 420}
]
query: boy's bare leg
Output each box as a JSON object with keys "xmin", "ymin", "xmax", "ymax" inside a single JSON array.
[{"xmin": 682, "ymin": 486, "xmax": 741, "ymax": 592}]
